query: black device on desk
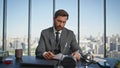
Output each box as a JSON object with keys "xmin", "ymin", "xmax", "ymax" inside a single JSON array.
[
  {"xmin": 61, "ymin": 56, "xmax": 77, "ymax": 68},
  {"xmin": 20, "ymin": 56, "xmax": 59, "ymax": 68}
]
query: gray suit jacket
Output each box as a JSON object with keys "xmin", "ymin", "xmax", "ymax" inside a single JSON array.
[{"xmin": 35, "ymin": 27, "xmax": 82, "ymax": 58}]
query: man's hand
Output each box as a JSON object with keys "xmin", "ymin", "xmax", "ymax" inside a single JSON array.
[
  {"xmin": 43, "ymin": 51, "xmax": 55, "ymax": 60},
  {"xmin": 71, "ymin": 52, "xmax": 81, "ymax": 61}
]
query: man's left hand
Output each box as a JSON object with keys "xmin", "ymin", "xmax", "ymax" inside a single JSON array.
[{"xmin": 71, "ymin": 52, "xmax": 80, "ymax": 61}]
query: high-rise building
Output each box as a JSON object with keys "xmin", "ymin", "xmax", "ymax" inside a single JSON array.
[
  {"xmin": 118, "ymin": 45, "xmax": 120, "ymax": 51},
  {"xmin": 110, "ymin": 43, "xmax": 116, "ymax": 51}
]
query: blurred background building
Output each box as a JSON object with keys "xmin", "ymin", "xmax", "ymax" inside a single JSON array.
[{"xmin": 0, "ymin": 0, "xmax": 120, "ymax": 58}]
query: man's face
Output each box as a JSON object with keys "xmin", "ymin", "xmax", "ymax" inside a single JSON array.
[{"xmin": 54, "ymin": 16, "xmax": 67, "ymax": 31}]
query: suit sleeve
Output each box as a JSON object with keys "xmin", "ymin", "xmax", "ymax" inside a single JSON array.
[
  {"xmin": 70, "ymin": 31, "xmax": 83, "ymax": 54},
  {"xmin": 35, "ymin": 31, "xmax": 46, "ymax": 58}
]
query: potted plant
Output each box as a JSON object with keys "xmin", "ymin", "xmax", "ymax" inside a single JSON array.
[{"xmin": 114, "ymin": 60, "xmax": 120, "ymax": 68}]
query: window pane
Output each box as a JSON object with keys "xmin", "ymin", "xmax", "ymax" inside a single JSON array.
[
  {"xmin": 80, "ymin": 0, "xmax": 104, "ymax": 58},
  {"xmin": 7, "ymin": 0, "xmax": 28, "ymax": 55},
  {"xmin": 0, "ymin": 0, "xmax": 3, "ymax": 50},
  {"xmin": 106, "ymin": 0, "xmax": 120, "ymax": 58},
  {"xmin": 56, "ymin": 0, "xmax": 78, "ymax": 39},
  {"xmin": 31, "ymin": 0, "xmax": 53, "ymax": 55}
]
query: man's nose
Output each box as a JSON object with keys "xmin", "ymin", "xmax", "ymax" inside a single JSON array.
[{"xmin": 59, "ymin": 23, "xmax": 63, "ymax": 27}]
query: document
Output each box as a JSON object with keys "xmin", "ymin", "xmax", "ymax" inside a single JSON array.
[
  {"xmin": 93, "ymin": 57, "xmax": 106, "ymax": 62},
  {"xmin": 53, "ymin": 53, "xmax": 67, "ymax": 60},
  {"xmin": 53, "ymin": 43, "xmax": 68, "ymax": 60}
]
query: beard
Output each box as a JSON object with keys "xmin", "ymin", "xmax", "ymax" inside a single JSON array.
[{"xmin": 55, "ymin": 26, "xmax": 64, "ymax": 31}]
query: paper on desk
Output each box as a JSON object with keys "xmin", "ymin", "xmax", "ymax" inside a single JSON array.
[
  {"xmin": 93, "ymin": 57, "xmax": 107, "ymax": 62},
  {"xmin": 53, "ymin": 53, "xmax": 66, "ymax": 60}
]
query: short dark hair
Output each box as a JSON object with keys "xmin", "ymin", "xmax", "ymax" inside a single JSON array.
[{"xmin": 54, "ymin": 9, "xmax": 69, "ymax": 20}]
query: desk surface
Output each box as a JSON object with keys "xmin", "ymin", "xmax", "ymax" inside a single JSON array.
[
  {"xmin": 0, "ymin": 56, "xmax": 104, "ymax": 68},
  {"xmin": 0, "ymin": 56, "xmax": 59, "ymax": 68},
  {"xmin": 106, "ymin": 58, "xmax": 120, "ymax": 68}
]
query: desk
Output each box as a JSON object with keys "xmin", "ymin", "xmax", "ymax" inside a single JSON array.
[
  {"xmin": 0, "ymin": 56, "xmax": 59, "ymax": 68},
  {"xmin": 0, "ymin": 56, "xmax": 101, "ymax": 68},
  {"xmin": 105, "ymin": 58, "xmax": 120, "ymax": 68}
]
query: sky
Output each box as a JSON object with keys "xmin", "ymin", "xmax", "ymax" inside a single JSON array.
[{"xmin": 0, "ymin": 0, "xmax": 120, "ymax": 38}]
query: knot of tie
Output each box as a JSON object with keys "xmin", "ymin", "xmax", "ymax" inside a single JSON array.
[{"xmin": 56, "ymin": 31, "xmax": 59, "ymax": 44}]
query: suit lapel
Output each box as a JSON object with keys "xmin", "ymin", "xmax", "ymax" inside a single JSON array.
[
  {"xmin": 60, "ymin": 28, "xmax": 67, "ymax": 52},
  {"xmin": 49, "ymin": 27, "xmax": 56, "ymax": 51}
]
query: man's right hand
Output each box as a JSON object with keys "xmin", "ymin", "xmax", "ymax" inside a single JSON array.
[{"xmin": 43, "ymin": 51, "xmax": 55, "ymax": 60}]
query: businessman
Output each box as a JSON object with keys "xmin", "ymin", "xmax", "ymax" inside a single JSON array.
[{"xmin": 35, "ymin": 9, "xmax": 82, "ymax": 61}]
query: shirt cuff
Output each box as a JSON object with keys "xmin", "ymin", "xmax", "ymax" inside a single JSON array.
[{"xmin": 43, "ymin": 52, "xmax": 47, "ymax": 56}]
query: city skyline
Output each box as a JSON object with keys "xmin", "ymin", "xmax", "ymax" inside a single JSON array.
[
  {"xmin": 0, "ymin": 0, "xmax": 120, "ymax": 38},
  {"xmin": 0, "ymin": 31, "xmax": 120, "ymax": 58}
]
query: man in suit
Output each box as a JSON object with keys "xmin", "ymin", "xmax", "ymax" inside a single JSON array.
[{"xmin": 35, "ymin": 9, "xmax": 82, "ymax": 61}]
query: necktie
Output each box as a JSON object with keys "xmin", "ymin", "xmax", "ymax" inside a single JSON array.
[{"xmin": 56, "ymin": 31, "xmax": 59, "ymax": 44}]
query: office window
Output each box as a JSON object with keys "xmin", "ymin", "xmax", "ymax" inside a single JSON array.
[
  {"xmin": 56, "ymin": 0, "xmax": 78, "ymax": 39},
  {"xmin": 31, "ymin": 0, "xmax": 53, "ymax": 55},
  {"xmin": 106, "ymin": 0, "xmax": 120, "ymax": 58},
  {"xmin": 0, "ymin": 0, "xmax": 3, "ymax": 50},
  {"xmin": 80, "ymin": 0, "xmax": 104, "ymax": 58},
  {"xmin": 7, "ymin": 0, "xmax": 28, "ymax": 55}
]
